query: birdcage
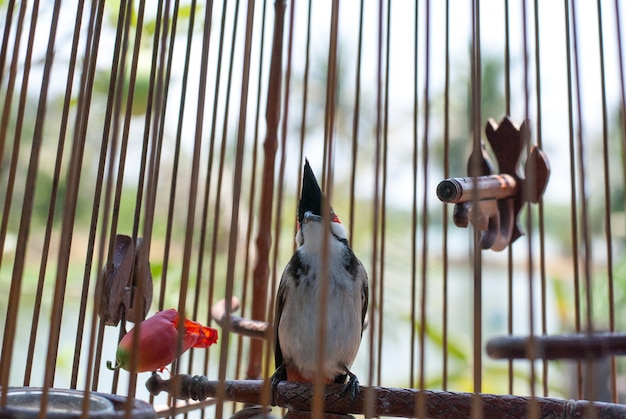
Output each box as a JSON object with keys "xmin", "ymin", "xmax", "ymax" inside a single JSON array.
[{"xmin": 1, "ymin": 0, "xmax": 626, "ymax": 418}]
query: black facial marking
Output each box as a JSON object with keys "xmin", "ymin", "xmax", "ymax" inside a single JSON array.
[
  {"xmin": 332, "ymin": 232, "xmax": 349, "ymax": 245},
  {"xmin": 287, "ymin": 252, "xmax": 309, "ymax": 287}
]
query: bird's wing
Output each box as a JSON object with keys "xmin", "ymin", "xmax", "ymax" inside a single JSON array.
[
  {"xmin": 274, "ymin": 264, "xmax": 290, "ymax": 370},
  {"xmin": 358, "ymin": 262, "xmax": 368, "ymax": 335}
]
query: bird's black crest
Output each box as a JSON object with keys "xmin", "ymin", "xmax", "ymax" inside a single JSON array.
[{"xmin": 298, "ymin": 159, "xmax": 323, "ymax": 224}]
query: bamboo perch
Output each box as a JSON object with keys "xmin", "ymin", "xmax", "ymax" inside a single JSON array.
[
  {"xmin": 145, "ymin": 374, "xmax": 626, "ymax": 418},
  {"xmin": 487, "ymin": 333, "xmax": 626, "ymax": 360}
]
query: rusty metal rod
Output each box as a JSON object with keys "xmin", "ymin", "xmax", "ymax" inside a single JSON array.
[
  {"xmin": 247, "ymin": 0, "xmax": 287, "ymax": 381},
  {"xmin": 436, "ymin": 174, "xmax": 517, "ymax": 203},
  {"xmin": 145, "ymin": 374, "xmax": 626, "ymax": 418}
]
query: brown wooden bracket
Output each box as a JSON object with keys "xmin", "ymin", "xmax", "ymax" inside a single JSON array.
[
  {"xmin": 129, "ymin": 237, "xmax": 153, "ymax": 323},
  {"xmin": 436, "ymin": 117, "xmax": 550, "ymax": 251},
  {"xmin": 145, "ymin": 374, "xmax": 626, "ymax": 418},
  {"xmin": 100, "ymin": 234, "xmax": 153, "ymax": 325}
]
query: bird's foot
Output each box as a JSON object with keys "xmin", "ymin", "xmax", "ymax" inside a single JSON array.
[
  {"xmin": 270, "ymin": 364, "xmax": 287, "ymax": 405},
  {"xmin": 338, "ymin": 370, "xmax": 360, "ymax": 400}
]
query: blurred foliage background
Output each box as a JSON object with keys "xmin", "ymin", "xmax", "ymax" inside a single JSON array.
[{"xmin": 0, "ymin": 0, "xmax": 625, "ymax": 410}]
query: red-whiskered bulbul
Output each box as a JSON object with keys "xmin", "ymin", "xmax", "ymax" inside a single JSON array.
[{"xmin": 271, "ymin": 159, "xmax": 368, "ymax": 400}]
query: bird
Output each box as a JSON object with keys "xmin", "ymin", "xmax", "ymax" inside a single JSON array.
[{"xmin": 271, "ymin": 159, "xmax": 368, "ymax": 400}]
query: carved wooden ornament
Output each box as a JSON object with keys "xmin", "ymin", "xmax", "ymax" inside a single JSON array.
[{"xmin": 436, "ymin": 117, "xmax": 550, "ymax": 251}]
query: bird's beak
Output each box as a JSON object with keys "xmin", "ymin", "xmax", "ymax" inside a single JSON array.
[{"xmin": 302, "ymin": 210, "xmax": 322, "ymax": 224}]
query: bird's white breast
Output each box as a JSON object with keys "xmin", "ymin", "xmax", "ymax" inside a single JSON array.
[{"xmin": 278, "ymin": 229, "xmax": 363, "ymax": 381}]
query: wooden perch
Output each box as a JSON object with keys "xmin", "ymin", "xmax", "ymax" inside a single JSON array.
[
  {"xmin": 487, "ymin": 332, "xmax": 626, "ymax": 360},
  {"xmin": 145, "ymin": 374, "xmax": 626, "ymax": 418},
  {"xmin": 211, "ymin": 297, "xmax": 270, "ymax": 340}
]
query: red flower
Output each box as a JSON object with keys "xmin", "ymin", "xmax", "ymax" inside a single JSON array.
[{"xmin": 107, "ymin": 309, "xmax": 218, "ymax": 372}]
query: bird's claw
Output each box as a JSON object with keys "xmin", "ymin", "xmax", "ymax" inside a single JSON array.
[
  {"xmin": 339, "ymin": 372, "xmax": 360, "ymax": 400},
  {"xmin": 270, "ymin": 364, "xmax": 287, "ymax": 405}
]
